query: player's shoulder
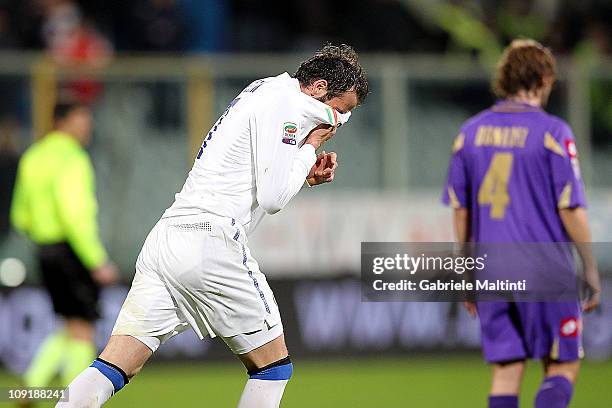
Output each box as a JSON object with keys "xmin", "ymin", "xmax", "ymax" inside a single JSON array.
[
  {"xmin": 253, "ymin": 75, "xmax": 302, "ymax": 111},
  {"xmin": 537, "ymin": 113, "xmax": 578, "ymax": 159},
  {"xmin": 462, "ymin": 108, "xmax": 492, "ymax": 128},
  {"xmin": 541, "ymin": 112, "xmax": 574, "ymax": 141},
  {"xmin": 457, "ymin": 107, "xmax": 496, "ymax": 138}
]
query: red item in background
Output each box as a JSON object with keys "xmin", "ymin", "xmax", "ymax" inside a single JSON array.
[{"xmin": 52, "ymin": 27, "xmax": 112, "ymax": 103}]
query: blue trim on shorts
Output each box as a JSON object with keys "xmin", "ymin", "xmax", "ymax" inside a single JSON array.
[
  {"xmin": 241, "ymin": 244, "xmax": 271, "ymax": 313},
  {"xmin": 234, "ymin": 237, "xmax": 270, "ymax": 314},
  {"xmin": 231, "ymin": 222, "xmax": 271, "ymax": 314}
]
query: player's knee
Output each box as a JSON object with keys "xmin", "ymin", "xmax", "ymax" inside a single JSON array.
[
  {"xmin": 126, "ymin": 363, "xmax": 147, "ymax": 379},
  {"xmin": 247, "ymin": 356, "xmax": 293, "ymax": 381},
  {"xmin": 546, "ymin": 360, "xmax": 580, "ymax": 384},
  {"xmin": 491, "ymin": 361, "xmax": 525, "ymax": 394},
  {"xmin": 65, "ymin": 319, "xmax": 95, "ymax": 342}
]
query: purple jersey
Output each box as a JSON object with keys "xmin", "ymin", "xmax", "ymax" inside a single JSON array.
[
  {"xmin": 442, "ymin": 100, "xmax": 586, "ymax": 243},
  {"xmin": 443, "ymin": 100, "xmax": 586, "ymax": 363}
]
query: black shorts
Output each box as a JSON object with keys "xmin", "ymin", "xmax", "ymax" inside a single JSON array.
[{"xmin": 38, "ymin": 243, "xmax": 100, "ymax": 321}]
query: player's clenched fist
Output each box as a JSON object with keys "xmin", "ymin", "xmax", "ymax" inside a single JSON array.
[
  {"xmin": 305, "ymin": 124, "xmax": 337, "ymax": 150},
  {"xmin": 307, "ymin": 150, "xmax": 338, "ymax": 186}
]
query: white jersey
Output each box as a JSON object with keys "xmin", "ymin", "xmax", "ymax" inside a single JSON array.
[
  {"xmin": 113, "ymin": 73, "xmax": 352, "ymax": 348},
  {"xmin": 163, "ymin": 72, "xmax": 350, "ymax": 232}
]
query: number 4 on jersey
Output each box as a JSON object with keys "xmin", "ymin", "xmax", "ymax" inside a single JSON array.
[{"xmin": 478, "ymin": 152, "xmax": 513, "ymax": 219}]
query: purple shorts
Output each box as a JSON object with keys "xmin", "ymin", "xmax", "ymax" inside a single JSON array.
[{"xmin": 477, "ymin": 301, "xmax": 583, "ymax": 363}]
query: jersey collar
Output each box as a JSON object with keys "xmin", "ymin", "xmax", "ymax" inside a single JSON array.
[
  {"xmin": 281, "ymin": 72, "xmax": 351, "ymax": 126},
  {"xmin": 492, "ymin": 100, "xmax": 543, "ymax": 112}
]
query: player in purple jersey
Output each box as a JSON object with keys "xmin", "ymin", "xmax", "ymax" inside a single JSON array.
[{"xmin": 442, "ymin": 39, "xmax": 601, "ymax": 408}]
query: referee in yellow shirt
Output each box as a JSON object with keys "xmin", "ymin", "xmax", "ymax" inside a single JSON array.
[{"xmin": 10, "ymin": 101, "xmax": 117, "ymax": 389}]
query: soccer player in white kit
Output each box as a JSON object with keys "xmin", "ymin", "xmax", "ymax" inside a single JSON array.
[{"xmin": 57, "ymin": 44, "xmax": 369, "ymax": 408}]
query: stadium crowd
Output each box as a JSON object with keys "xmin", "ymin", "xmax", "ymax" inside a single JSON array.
[{"xmin": 0, "ymin": 0, "xmax": 610, "ymax": 56}]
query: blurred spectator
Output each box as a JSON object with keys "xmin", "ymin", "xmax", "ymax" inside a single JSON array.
[
  {"xmin": 1, "ymin": 0, "xmax": 611, "ymax": 56},
  {"xmin": 42, "ymin": 0, "xmax": 112, "ymax": 103},
  {"xmin": 42, "ymin": 0, "xmax": 81, "ymax": 51}
]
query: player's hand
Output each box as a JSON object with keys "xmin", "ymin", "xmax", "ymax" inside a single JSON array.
[
  {"xmin": 463, "ymin": 301, "xmax": 477, "ymax": 318},
  {"xmin": 307, "ymin": 151, "xmax": 338, "ymax": 186},
  {"xmin": 582, "ymin": 288, "xmax": 601, "ymax": 313},
  {"xmin": 92, "ymin": 261, "xmax": 119, "ymax": 286},
  {"xmin": 582, "ymin": 264, "xmax": 601, "ymax": 313},
  {"xmin": 305, "ymin": 124, "xmax": 337, "ymax": 150}
]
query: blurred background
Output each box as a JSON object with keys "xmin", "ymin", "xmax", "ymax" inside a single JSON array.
[{"xmin": 0, "ymin": 0, "xmax": 611, "ymax": 406}]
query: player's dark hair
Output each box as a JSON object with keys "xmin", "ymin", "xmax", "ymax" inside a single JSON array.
[
  {"xmin": 493, "ymin": 39, "xmax": 556, "ymax": 99},
  {"xmin": 294, "ymin": 44, "xmax": 369, "ymax": 104},
  {"xmin": 53, "ymin": 100, "xmax": 89, "ymax": 123}
]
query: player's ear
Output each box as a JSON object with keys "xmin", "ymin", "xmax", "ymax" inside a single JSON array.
[{"xmin": 309, "ymin": 79, "xmax": 328, "ymax": 99}]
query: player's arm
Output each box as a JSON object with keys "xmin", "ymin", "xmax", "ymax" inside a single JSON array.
[
  {"xmin": 10, "ymin": 161, "xmax": 31, "ymax": 234},
  {"xmin": 442, "ymin": 133, "xmax": 476, "ymax": 315},
  {"xmin": 549, "ymin": 124, "xmax": 599, "ymax": 312},
  {"xmin": 53, "ymin": 154, "xmax": 115, "ymax": 283},
  {"xmin": 253, "ymin": 98, "xmax": 331, "ymax": 214},
  {"xmin": 453, "ymin": 208, "xmax": 470, "ymax": 244},
  {"xmin": 559, "ymin": 208, "xmax": 600, "ymax": 312},
  {"xmin": 443, "ymin": 135, "xmax": 471, "ymax": 243},
  {"xmin": 454, "ymin": 207, "xmax": 477, "ymax": 316}
]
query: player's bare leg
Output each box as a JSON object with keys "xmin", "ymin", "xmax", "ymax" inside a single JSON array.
[
  {"xmin": 236, "ymin": 334, "xmax": 292, "ymax": 408},
  {"xmin": 56, "ymin": 335, "xmax": 153, "ymax": 408},
  {"xmin": 98, "ymin": 335, "xmax": 154, "ymax": 378},
  {"xmin": 535, "ymin": 359, "xmax": 580, "ymax": 408},
  {"xmin": 489, "ymin": 360, "xmax": 525, "ymax": 408},
  {"xmin": 238, "ymin": 334, "xmax": 288, "ymax": 371}
]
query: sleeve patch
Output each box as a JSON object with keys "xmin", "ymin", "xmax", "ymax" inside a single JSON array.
[
  {"xmin": 564, "ymin": 139, "xmax": 577, "ymax": 158},
  {"xmin": 564, "ymin": 139, "xmax": 581, "ymax": 179}
]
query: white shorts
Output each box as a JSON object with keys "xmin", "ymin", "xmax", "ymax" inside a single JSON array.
[{"xmin": 112, "ymin": 213, "xmax": 283, "ymax": 355}]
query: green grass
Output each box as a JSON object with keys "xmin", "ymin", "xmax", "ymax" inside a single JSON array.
[{"xmin": 1, "ymin": 356, "xmax": 611, "ymax": 407}]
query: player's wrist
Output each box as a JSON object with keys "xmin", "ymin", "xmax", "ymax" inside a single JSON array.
[{"xmin": 305, "ymin": 141, "xmax": 320, "ymax": 150}]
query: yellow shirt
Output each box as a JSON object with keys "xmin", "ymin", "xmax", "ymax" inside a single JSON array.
[{"xmin": 10, "ymin": 131, "xmax": 107, "ymax": 269}]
